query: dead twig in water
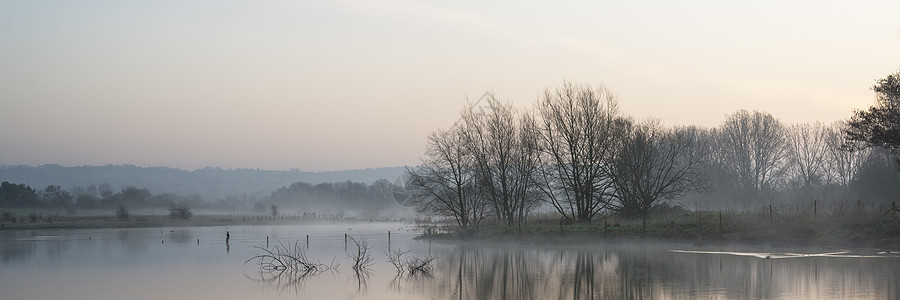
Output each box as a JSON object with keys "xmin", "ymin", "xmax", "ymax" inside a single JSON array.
[
  {"xmin": 346, "ymin": 235, "xmax": 374, "ymax": 273},
  {"xmin": 245, "ymin": 240, "xmax": 337, "ymax": 277}
]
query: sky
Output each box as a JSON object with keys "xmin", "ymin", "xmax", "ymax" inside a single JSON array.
[{"xmin": 1, "ymin": 0, "xmax": 899, "ymax": 172}]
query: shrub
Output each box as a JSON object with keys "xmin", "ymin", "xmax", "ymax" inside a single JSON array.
[
  {"xmin": 168, "ymin": 204, "xmax": 192, "ymax": 220},
  {"xmin": 116, "ymin": 206, "xmax": 129, "ymax": 220},
  {"xmin": 1, "ymin": 211, "xmax": 15, "ymax": 223}
]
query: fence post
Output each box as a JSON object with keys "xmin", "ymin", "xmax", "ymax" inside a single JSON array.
[
  {"xmin": 604, "ymin": 221, "xmax": 608, "ymax": 235},
  {"xmin": 769, "ymin": 205, "xmax": 773, "ymax": 221},
  {"xmin": 814, "ymin": 200, "xmax": 817, "ymax": 217},
  {"xmin": 718, "ymin": 211, "xmax": 722, "ymax": 234},
  {"xmin": 560, "ymin": 220, "xmax": 564, "ymax": 234}
]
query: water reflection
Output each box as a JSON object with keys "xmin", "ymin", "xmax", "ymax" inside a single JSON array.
[
  {"xmin": 2, "ymin": 225, "xmax": 898, "ymax": 299},
  {"xmin": 417, "ymin": 243, "xmax": 900, "ymax": 299},
  {"xmin": 165, "ymin": 228, "xmax": 193, "ymax": 244},
  {"xmin": 0, "ymin": 239, "xmax": 36, "ymax": 262},
  {"xmin": 352, "ymin": 268, "xmax": 371, "ymax": 296}
]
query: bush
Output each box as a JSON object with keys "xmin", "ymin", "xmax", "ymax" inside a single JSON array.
[
  {"xmin": 116, "ymin": 206, "xmax": 129, "ymax": 220},
  {"xmin": 1, "ymin": 211, "xmax": 15, "ymax": 223},
  {"xmin": 168, "ymin": 204, "xmax": 192, "ymax": 220}
]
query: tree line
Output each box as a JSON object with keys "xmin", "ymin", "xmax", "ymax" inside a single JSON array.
[
  {"xmin": 0, "ymin": 182, "xmax": 204, "ymax": 210},
  {"xmin": 408, "ymin": 70, "xmax": 900, "ymax": 229},
  {"xmin": 262, "ymin": 179, "xmax": 399, "ymax": 212},
  {"xmin": 0, "ymin": 179, "xmax": 404, "ymax": 216}
]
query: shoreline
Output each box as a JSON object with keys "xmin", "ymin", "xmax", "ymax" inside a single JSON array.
[
  {"xmin": 3, "ymin": 211, "xmax": 898, "ymax": 249},
  {"xmin": 0, "ymin": 214, "xmax": 373, "ymax": 230},
  {"xmin": 418, "ymin": 212, "xmax": 900, "ymax": 249}
]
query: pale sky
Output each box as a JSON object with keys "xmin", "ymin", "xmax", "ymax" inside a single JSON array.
[{"xmin": 1, "ymin": 0, "xmax": 898, "ymax": 171}]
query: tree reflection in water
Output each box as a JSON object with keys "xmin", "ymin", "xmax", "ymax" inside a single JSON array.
[{"xmin": 416, "ymin": 243, "xmax": 900, "ymax": 299}]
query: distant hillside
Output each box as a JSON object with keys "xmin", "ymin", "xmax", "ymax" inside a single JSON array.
[{"xmin": 0, "ymin": 164, "xmax": 407, "ymax": 198}]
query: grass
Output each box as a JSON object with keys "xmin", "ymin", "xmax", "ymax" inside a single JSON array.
[
  {"xmin": 0, "ymin": 211, "xmax": 353, "ymax": 230},
  {"xmin": 4, "ymin": 202, "xmax": 898, "ymax": 248},
  {"xmin": 428, "ymin": 204, "xmax": 900, "ymax": 248}
]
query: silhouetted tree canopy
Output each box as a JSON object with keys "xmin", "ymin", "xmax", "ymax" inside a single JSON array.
[
  {"xmin": 846, "ymin": 69, "xmax": 900, "ymax": 167},
  {"xmin": 0, "ymin": 181, "xmax": 38, "ymax": 207},
  {"xmin": 40, "ymin": 185, "xmax": 73, "ymax": 206}
]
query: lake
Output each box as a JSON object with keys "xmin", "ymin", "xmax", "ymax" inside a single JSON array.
[{"xmin": 1, "ymin": 222, "xmax": 898, "ymax": 299}]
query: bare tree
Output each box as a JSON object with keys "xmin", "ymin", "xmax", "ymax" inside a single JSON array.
[
  {"xmin": 537, "ymin": 82, "xmax": 621, "ymax": 222},
  {"xmin": 460, "ymin": 96, "xmax": 542, "ymax": 228},
  {"xmin": 407, "ymin": 126, "xmax": 488, "ymax": 229},
  {"xmin": 825, "ymin": 121, "xmax": 871, "ymax": 191},
  {"xmin": 115, "ymin": 205, "xmax": 129, "ymax": 220},
  {"xmin": 608, "ymin": 119, "xmax": 706, "ymax": 220},
  {"xmin": 717, "ymin": 110, "xmax": 788, "ymax": 203},
  {"xmin": 168, "ymin": 204, "xmax": 192, "ymax": 220},
  {"xmin": 785, "ymin": 122, "xmax": 829, "ymax": 191}
]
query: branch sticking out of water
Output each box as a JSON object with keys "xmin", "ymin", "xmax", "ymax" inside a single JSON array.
[
  {"xmin": 245, "ymin": 240, "xmax": 337, "ymax": 277},
  {"xmin": 386, "ymin": 249, "xmax": 410, "ymax": 274},
  {"xmin": 385, "ymin": 248, "xmax": 436, "ymax": 277},
  {"xmin": 406, "ymin": 255, "xmax": 436, "ymax": 276},
  {"xmin": 346, "ymin": 235, "xmax": 374, "ymax": 273}
]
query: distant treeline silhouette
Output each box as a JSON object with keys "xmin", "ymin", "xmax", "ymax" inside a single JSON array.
[{"xmin": 0, "ymin": 178, "xmax": 403, "ymax": 216}]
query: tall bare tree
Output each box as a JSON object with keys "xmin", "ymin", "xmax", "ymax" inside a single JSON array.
[
  {"xmin": 785, "ymin": 122, "xmax": 829, "ymax": 190},
  {"xmin": 608, "ymin": 119, "xmax": 706, "ymax": 220},
  {"xmin": 461, "ymin": 96, "xmax": 542, "ymax": 228},
  {"xmin": 407, "ymin": 127, "xmax": 487, "ymax": 229},
  {"xmin": 537, "ymin": 82, "xmax": 620, "ymax": 222},
  {"xmin": 717, "ymin": 110, "xmax": 788, "ymax": 202},
  {"xmin": 824, "ymin": 121, "xmax": 870, "ymax": 191}
]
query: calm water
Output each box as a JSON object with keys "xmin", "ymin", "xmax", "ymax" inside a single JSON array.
[{"xmin": 1, "ymin": 222, "xmax": 898, "ymax": 299}]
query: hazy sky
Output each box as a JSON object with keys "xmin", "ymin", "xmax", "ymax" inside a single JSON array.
[{"xmin": 2, "ymin": 0, "xmax": 898, "ymax": 171}]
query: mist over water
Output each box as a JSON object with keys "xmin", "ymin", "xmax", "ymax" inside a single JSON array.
[{"xmin": 1, "ymin": 223, "xmax": 897, "ymax": 299}]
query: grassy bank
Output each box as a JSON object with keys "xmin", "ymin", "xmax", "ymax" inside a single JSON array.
[
  {"xmin": 427, "ymin": 204, "xmax": 900, "ymax": 248},
  {"xmin": 0, "ymin": 213, "xmax": 358, "ymax": 230}
]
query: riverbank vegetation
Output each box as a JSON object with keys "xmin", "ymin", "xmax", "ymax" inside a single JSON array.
[
  {"xmin": 408, "ymin": 71, "xmax": 900, "ymax": 246},
  {"xmin": 0, "ymin": 178, "xmax": 409, "ymax": 222},
  {"xmin": 0, "ymin": 211, "xmax": 365, "ymax": 230},
  {"xmin": 429, "ymin": 202, "xmax": 900, "ymax": 247}
]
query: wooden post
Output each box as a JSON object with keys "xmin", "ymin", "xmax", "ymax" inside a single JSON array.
[
  {"xmin": 718, "ymin": 211, "xmax": 722, "ymax": 234},
  {"xmin": 769, "ymin": 205, "xmax": 773, "ymax": 221},
  {"xmin": 266, "ymin": 236, "xmax": 269, "ymax": 247},
  {"xmin": 560, "ymin": 220, "xmax": 564, "ymax": 234},
  {"xmin": 388, "ymin": 231, "xmax": 391, "ymax": 250},
  {"xmin": 814, "ymin": 200, "xmax": 817, "ymax": 217},
  {"xmin": 604, "ymin": 221, "xmax": 608, "ymax": 235}
]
